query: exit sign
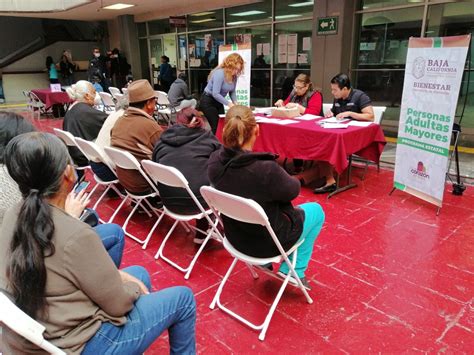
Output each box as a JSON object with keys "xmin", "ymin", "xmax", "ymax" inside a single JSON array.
[{"xmin": 317, "ymin": 16, "xmax": 338, "ymax": 35}]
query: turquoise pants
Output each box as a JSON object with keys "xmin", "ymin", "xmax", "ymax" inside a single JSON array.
[{"xmin": 278, "ymin": 202, "xmax": 325, "ymax": 278}]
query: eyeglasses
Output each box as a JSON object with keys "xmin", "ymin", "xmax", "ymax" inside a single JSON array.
[{"xmin": 293, "ymin": 85, "xmax": 306, "ymax": 90}]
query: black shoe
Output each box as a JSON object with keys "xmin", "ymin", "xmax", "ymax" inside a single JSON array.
[{"xmin": 313, "ymin": 183, "xmax": 337, "ymax": 194}]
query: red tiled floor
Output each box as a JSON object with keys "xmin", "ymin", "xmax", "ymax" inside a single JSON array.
[{"xmin": 35, "ymin": 117, "xmax": 474, "ymax": 352}]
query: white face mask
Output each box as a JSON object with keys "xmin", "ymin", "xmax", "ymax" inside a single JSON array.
[
  {"xmin": 94, "ymin": 52, "xmax": 100, "ymax": 58},
  {"xmin": 94, "ymin": 93, "xmax": 102, "ymax": 106}
]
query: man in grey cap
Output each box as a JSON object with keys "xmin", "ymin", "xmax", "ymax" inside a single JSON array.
[{"xmin": 111, "ymin": 79, "xmax": 162, "ymax": 194}]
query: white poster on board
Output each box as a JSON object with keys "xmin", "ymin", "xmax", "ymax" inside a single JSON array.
[
  {"xmin": 287, "ymin": 34, "xmax": 298, "ymax": 64},
  {"xmin": 218, "ymin": 43, "xmax": 252, "ymax": 107},
  {"xmin": 393, "ymin": 35, "xmax": 470, "ymax": 207},
  {"xmin": 278, "ymin": 34, "xmax": 288, "ymax": 63}
]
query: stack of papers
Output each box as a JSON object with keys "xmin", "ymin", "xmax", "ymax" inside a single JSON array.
[
  {"xmin": 256, "ymin": 117, "xmax": 299, "ymax": 125},
  {"xmin": 293, "ymin": 114, "xmax": 322, "ymax": 121},
  {"xmin": 319, "ymin": 116, "xmax": 343, "ymax": 123},
  {"xmin": 347, "ymin": 121, "xmax": 373, "ymax": 127},
  {"xmin": 253, "ymin": 107, "xmax": 274, "ymax": 115},
  {"xmin": 321, "ymin": 122, "xmax": 349, "ymax": 129}
]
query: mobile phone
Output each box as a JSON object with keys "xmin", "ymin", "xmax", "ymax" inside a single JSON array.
[{"xmin": 74, "ymin": 181, "xmax": 90, "ymax": 194}]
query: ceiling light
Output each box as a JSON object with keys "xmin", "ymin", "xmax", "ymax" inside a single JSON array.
[
  {"xmin": 226, "ymin": 20, "xmax": 252, "ymax": 26},
  {"xmin": 191, "ymin": 11, "xmax": 215, "ymax": 17},
  {"xmin": 191, "ymin": 18, "xmax": 215, "ymax": 24},
  {"xmin": 231, "ymin": 10, "xmax": 265, "ymax": 17},
  {"xmin": 275, "ymin": 14, "xmax": 303, "ymax": 20},
  {"xmin": 289, "ymin": 1, "xmax": 314, "ymax": 7},
  {"xmin": 103, "ymin": 3, "xmax": 135, "ymax": 10}
]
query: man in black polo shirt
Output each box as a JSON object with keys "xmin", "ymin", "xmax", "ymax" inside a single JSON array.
[
  {"xmin": 315, "ymin": 73, "xmax": 374, "ymax": 194},
  {"xmin": 325, "ymin": 73, "xmax": 374, "ymax": 121}
]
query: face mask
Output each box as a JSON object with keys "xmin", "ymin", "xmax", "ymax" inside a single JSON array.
[
  {"xmin": 94, "ymin": 93, "xmax": 102, "ymax": 106},
  {"xmin": 94, "ymin": 52, "xmax": 100, "ymax": 58}
]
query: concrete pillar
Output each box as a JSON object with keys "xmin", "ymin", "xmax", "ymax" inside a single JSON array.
[{"xmin": 311, "ymin": 0, "xmax": 356, "ymax": 101}]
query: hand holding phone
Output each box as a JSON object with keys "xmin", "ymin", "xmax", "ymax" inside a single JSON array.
[
  {"xmin": 65, "ymin": 187, "xmax": 90, "ymax": 218},
  {"xmin": 74, "ymin": 181, "xmax": 90, "ymax": 194}
]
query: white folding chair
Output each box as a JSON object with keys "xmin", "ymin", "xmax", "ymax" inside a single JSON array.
[
  {"xmin": 0, "ymin": 293, "xmax": 66, "ymax": 355},
  {"xmin": 28, "ymin": 91, "xmax": 49, "ymax": 119},
  {"xmin": 322, "ymin": 103, "xmax": 333, "ymax": 115},
  {"xmin": 103, "ymin": 147, "xmax": 164, "ymax": 245},
  {"xmin": 99, "ymin": 92, "xmax": 116, "ymax": 113},
  {"xmin": 351, "ymin": 106, "xmax": 387, "ymax": 179},
  {"xmin": 121, "ymin": 87, "xmax": 128, "ymax": 95},
  {"xmin": 141, "ymin": 160, "xmax": 220, "ymax": 279},
  {"xmin": 154, "ymin": 90, "xmax": 180, "ymax": 126},
  {"xmin": 114, "ymin": 93, "xmax": 127, "ymax": 109},
  {"xmin": 108, "ymin": 86, "xmax": 121, "ymax": 99},
  {"xmin": 200, "ymin": 186, "xmax": 313, "ymax": 341},
  {"xmin": 52, "ymin": 128, "xmax": 90, "ymax": 174},
  {"xmin": 74, "ymin": 138, "xmax": 124, "ymax": 222}
]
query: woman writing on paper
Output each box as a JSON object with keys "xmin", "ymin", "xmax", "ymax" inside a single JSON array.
[
  {"xmin": 274, "ymin": 74, "xmax": 323, "ymax": 117},
  {"xmin": 199, "ymin": 53, "xmax": 244, "ymax": 134}
]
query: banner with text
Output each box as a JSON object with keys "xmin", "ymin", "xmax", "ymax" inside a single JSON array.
[
  {"xmin": 218, "ymin": 43, "xmax": 251, "ymax": 107},
  {"xmin": 394, "ymin": 35, "xmax": 470, "ymax": 207}
]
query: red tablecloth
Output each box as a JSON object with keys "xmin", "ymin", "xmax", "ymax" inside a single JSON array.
[
  {"xmin": 216, "ymin": 116, "xmax": 386, "ymax": 174},
  {"xmin": 31, "ymin": 89, "xmax": 73, "ymax": 110}
]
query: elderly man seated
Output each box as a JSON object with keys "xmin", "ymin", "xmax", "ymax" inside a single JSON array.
[
  {"xmin": 64, "ymin": 80, "xmax": 107, "ymax": 179},
  {"xmin": 111, "ymin": 79, "xmax": 163, "ymax": 196}
]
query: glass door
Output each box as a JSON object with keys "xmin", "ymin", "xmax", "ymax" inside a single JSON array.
[{"xmin": 149, "ymin": 34, "xmax": 178, "ymax": 90}]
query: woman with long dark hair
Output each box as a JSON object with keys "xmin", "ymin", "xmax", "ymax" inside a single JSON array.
[{"xmin": 0, "ymin": 132, "xmax": 196, "ymax": 354}]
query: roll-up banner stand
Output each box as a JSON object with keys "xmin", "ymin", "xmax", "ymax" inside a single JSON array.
[{"xmin": 393, "ymin": 35, "xmax": 471, "ymax": 211}]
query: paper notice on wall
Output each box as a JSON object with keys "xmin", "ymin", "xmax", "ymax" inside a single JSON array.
[
  {"xmin": 303, "ymin": 37, "xmax": 311, "ymax": 51},
  {"xmin": 256, "ymin": 43, "xmax": 263, "ymax": 55},
  {"xmin": 243, "ymin": 34, "xmax": 252, "ymax": 44},
  {"xmin": 278, "ymin": 34, "xmax": 288, "ymax": 63},
  {"xmin": 262, "ymin": 43, "xmax": 270, "ymax": 56},
  {"xmin": 151, "ymin": 57, "xmax": 156, "ymax": 65},
  {"xmin": 287, "ymin": 34, "xmax": 298, "ymax": 64},
  {"xmin": 189, "ymin": 58, "xmax": 201, "ymax": 67},
  {"xmin": 297, "ymin": 53, "xmax": 308, "ymax": 64}
]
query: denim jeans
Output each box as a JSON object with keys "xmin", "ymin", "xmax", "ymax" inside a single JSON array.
[
  {"xmin": 94, "ymin": 223, "xmax": 125, "ymax": 268},
  {"xmin": 82, "ymin": 266, "xmax": 196, "ymax": 355},
  {"xmin": 278, "ymin": 202, "xmax": 325, "ymax": 278}
]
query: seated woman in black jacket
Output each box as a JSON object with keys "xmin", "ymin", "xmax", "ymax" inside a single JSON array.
[
  {"xmin": 207, "ymin": 105, "xmax": 325, "ymax": 289},
  {"xmin": 152, "ymin": 108, "xmax": 221, "ymax": 243}
]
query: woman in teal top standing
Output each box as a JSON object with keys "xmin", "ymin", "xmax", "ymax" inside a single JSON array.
[{"xmin": 46, "ymin": 56, "xmax": 59, "ymax": 84}]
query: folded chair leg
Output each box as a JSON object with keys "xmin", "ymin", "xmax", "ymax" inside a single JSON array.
[
  {"xmin": 284, "ymin": 249, "xmax": 313, "ymax": 304},
  {"xmin": 154, "ymin": 220, "xmax": 179, "ymax": 260},
  {"xmin": 93, "ymin": 184, "xmax": 112, "ymax": 212},
  {"xmin": 107, "ymin": 195, "xmax": 129, "ymax": 224},
  {"xmin": 123, "ymin": 198, "xmax": 147, "ymax": 243},
  {"xmin": 247, "ymin": 264, "xmax": 259, "ymax": 279},
  {"xmin": 184, "ymin": 228, "xmax": 214, "ymax": 280},
  {"xmin": 258, "ymin": 270, "xmax": 292, "ymax": 341},
  {"xmin": 210, "ymin": 258, "xmax": 239, "ymax": 310},
  {"xmin": 142, "ymin": 212, "xmax": 166, "ymax": 250}
]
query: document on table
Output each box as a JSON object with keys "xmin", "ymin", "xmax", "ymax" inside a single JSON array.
[
  {"xmin": 319, "ymin": 116, "xmax": 340, "ymax": 123},
  {"xmin": 294, "ymin": 114, "xmax": 322, "ymax": 121},
  {"xmin": 254, "ymin": 107, "xmax": 273, "ymax": 115},
  {"xmin": 256, "ymin": 117, "xmax": 298, "ymax": 125},
  {"xmin": 321, "ymin": 122, "xmax": 349, "ymax": 129},
  {"xmin": 347, "ymin": 120, "xmax": 374, "ymax": 127},
  {"xmin": 273, "ymin": 119, "xmax": 299, "ymax": 125}
]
